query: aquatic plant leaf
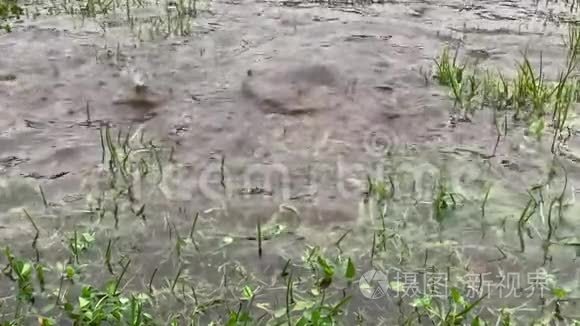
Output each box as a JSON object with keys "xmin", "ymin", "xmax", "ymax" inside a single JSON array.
[
  {"xmin": 411, "ymin": 295, "xmax": 432, "ymax": 308},
  {"xmin": 345, "ymin": 258, "xmax": 355, "ymax": 279},
  {"xmin": 552, "ymin": 287, "xmax": 568, "ymax": 299}
]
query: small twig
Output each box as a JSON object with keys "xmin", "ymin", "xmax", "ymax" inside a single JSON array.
[
  {"xmin": 189, "ymin": 212, "xmax": 200, "ymax": 252},
  {"xmin": 113, "ymin": 258, "xmax": 131, "ymax": 294},
  {"xmin": 85, "ymin": 101, "xmax": 92, "ymax": 127},
  {"xmin": 105, "ymin": 239, "xmax": 114, "ymax": 275},
  {"xmin": 257, "ymin": 218, "xmax": 263, "ymax": 258},
  {"xmin": 148, "ymin": 267, "xmax": 158, "ymax": 294},
  {"xmin": 23, "ymin": 209, "xmax": 40, "ymax": 262},
  {"xmin": 220, "ymin": 154, "xmax": 226, "ymax": 194},
  {"xmin": 38, "ymin": 185, "xmax": 48, "ymax": 208},
  {"xmin": 170, "ymin": 265, "xmax": 183, "ymax": 294}
]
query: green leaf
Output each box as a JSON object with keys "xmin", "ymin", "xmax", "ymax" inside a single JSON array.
[
  {"xmin": 81, "ymin": 285, "xmax": 93, "ymax": 297},
  {"xmin": 83, "ymin": 310, "xmax": 93, "ymax": 320},
  {"xmin": 242, "ymin": 285, "xmax": 254, "ymax": 300},
  {"xmin": 79, "ymin": 297, "xmax": 90, "ymax": 308},
  {"xmin": 65, "ymin": 265, "xmax": 76, "ymax": 279},
  {"xmin": 319, "ymin": 276, "xmax": 332, "ymax": 290},
  {"xmin": 226, "ymin": 311, "xmax": 239, "ymax": 326},
  {"xmin": 20, "ymin": 262, "xmax": 32, "ymax": 277},
  {"xmin": 552, "ymin": 287, "xmax": 568, "ymax": 299},
  {"xmin": 311, "ymin": 309, "xmax": 321, "ymax": 323},
  {"xmin": 471, "ymin": 316, "xmax": 484, "ymax": 326},
  {"xmin": 317, "ymin": 256, "xmax": 334, "ymax": 278},
  {"xmin": 36, "ymin": 264, "xmax": 46, "ymax": 291},
  {"xmin": 345, "ymin": 258, "xmax": 355, "ymax": 279},
  {"xmin": 82, "ymin": 232, "xmax": 96, "ymax": 245},
  {"xmin": 411, "ymin": 295, "xmax": 432, "ymax": 308},
  {"xmin": 39, "ymin": 317, "xmax": 57, "ymax": 326},
  {"xmin": 451, "ymin": 288, "xmax": 466, "ymax": 306},
  {"xmin": 105, "ymin": 280, "xmax": 117, "ymax": 295},
  {"xmin": 63, "ymin": 302, "xmax": 74, "ymax": 312}
]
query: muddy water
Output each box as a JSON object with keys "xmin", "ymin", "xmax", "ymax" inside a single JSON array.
[
  {"xmin": 0, "ymin": 1, "xmax": 566, "ymax": 202},
  {"xmin": 2, "ymin": 0, "xmax": 580, "ymax": 322}
]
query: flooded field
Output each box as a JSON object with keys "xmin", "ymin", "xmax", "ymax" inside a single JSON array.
[{"xmin": 2, "ymin": 0, "xmax": 580, "ymax": 323}]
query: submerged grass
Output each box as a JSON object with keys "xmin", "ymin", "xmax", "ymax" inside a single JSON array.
[
  {"xmin": 434, "ymin": 24, "xmax": 580, "ymax": 152},
  {"xmin": 0, "ymin": 0, "xmax": 23, "ymax": 32},
  {"xmin": 2, "ymin": 0, "xmax": 580, "ymax": 324},
  {"xmin": 1, "ymin": 126, "xmax": 579, "ymax": 324},
  {"xmin": 3, "ymin": 0, "xmax": 208, "ymax": 40}
]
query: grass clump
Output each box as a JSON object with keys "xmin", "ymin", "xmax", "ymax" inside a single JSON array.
[
  {"xmin": 1, "ymin": 128, "xmax": 580, "ymax": 324},
  {"xmin": 0, "ymin": 0, "xmax": 23, "ymax": 32},
  {"xmin": 433, "ymin": 25, "xmax": 580, "ymax": 150},
  {"xmin": 45, "ymin": 0, "xmax": 204, "ymax": 40}
]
